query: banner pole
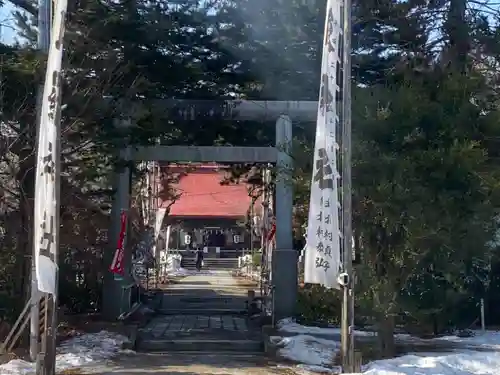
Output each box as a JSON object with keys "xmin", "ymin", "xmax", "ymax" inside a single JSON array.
[
  {"xmin": 30, "ymin": 0, "xmax": 52, "ymax": 362},
  {"xmin": 341, "ymin": 0, "xmax": 354, "ymax": 370},
  {"xmin": 33, "ymin": 0, "xmax": 68, "ymax": 371}
]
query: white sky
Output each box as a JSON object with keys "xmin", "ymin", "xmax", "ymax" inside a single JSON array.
[
  {"xmin": 0, "ymin": 1, "xmax": 499, "ymax": 47},
  {"xmin": 0, "ymin": 2, "xmax": 18, "ymax": 44}
]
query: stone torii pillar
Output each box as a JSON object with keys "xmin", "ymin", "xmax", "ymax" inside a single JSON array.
[
  {"xmin": 273, "ymin": 115, "xmax": 297, "ymax": 319},
  {"xmin": 103, "ymin": 100, "xmax": 317, "ymax": 321}
]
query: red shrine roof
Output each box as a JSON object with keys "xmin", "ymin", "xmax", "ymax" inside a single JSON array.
[{"xmin": 159, "ymin": 165, "xmax": 257, "ymax": 218}]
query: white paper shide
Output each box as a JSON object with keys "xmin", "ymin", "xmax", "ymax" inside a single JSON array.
[
  {"xmin": 34, "ymin": 0, "xmax": 68, "ymax": 295},
  {"xmin": 304, "ymin": 0, "xmax": 343, "ymax": 289}
]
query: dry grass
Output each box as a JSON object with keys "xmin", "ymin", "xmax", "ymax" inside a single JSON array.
[{"xmin": 58, "ymin": 313, "xmax": 130, "ymax": 339}]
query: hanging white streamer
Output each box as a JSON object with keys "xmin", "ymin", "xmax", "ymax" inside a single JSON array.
[
  {"xmin": 34, "ymin": 0, "xmax": 68, "ymax": 295},
  {"xmin": 304, "ymin": 0, "xmax": 343, "ymax": 289}
]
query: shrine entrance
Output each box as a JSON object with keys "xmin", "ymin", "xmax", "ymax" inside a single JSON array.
[{"xmin": 102, "ymin": 100, "xmax": 316, "ymax": 326}]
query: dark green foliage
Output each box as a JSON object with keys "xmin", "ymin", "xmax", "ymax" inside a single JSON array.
[
  {"xmin": 2, "ymin": 0, "xmax": 500, "ymax": 350},
  {"xmin": 220, "ymin": 0, "xmax": 325, "ymax": 100},
  {"xmin": 296, "ymin": 285, "xmax": 341, "ymax": 326}
]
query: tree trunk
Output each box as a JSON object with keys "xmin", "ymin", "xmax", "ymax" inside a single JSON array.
[
  {"xmin": 446, "ymin": 0, "xmax": 468, "ymax": 71},
  {"xmin": 13, "ymin": 148, "xmax": 35, "ymax": 347},
  {"xmin": 378, "ymin": 313, "xmax": 396, "ymax": 358},
  {"xmin": 14, "ymin": 149, "xmax": 35, "ymax": 313}
]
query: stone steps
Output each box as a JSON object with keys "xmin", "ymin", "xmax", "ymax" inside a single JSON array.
[
  {"xmin": 138, "ymin": 271, "xmax": 263, "ymax": 354},
  {"xmin": 158, "ymin": 292, "xmax": 249, "ymax": 315},
  {"xmin": 157, "ymin": 308, "xmax": 246, "ymax": 315},
  {"xmin": 137, "ymin": 314, "xmax": 263, "ymax": 354},
  {"xmin": 139, "ymin": 338, "xmax": 263, "ymax": 352},
  {"xmin": 181, "ymin": 258, "xmax": 239, "ymax": 270}
]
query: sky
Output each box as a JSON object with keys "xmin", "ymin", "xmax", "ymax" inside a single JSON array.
[
  {"xmin": 0, "ymin": 1, "xmax": 499, "ymax": 46},
  {"xmin": 0, "ymin": 2, "xmax": 19, "ymax": 45}
]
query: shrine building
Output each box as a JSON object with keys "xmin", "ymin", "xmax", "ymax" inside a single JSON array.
[{"xmin": 158, "ymin": 164, "xmax": 262, "ymax": 258}]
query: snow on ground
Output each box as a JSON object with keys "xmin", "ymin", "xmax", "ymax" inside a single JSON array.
[
  {"xmin": 163, "ymin": 254, "xmax": 190, "ymax": 277},
  {"xmin": 237, "ymin": 254, "xmax": 261, "ymax": 281},
  {"xmin": 166, "ymin": 265, "xmax": 192, "ymax": 277},
  {"xmin": 432, "ymin": 331, "xmax": 500, "ymax": 350},
  {"xmin": 271, "ymin": 334, "xmax": 340, "ymax": 373},
  {"xmin": 360, "ymin": 351, "xmax": 500, "ymax": 375},
  {"xmin": 0, "ymin": 331, "xmax": 129, "ymax": 375},
  {"xmin": 274, "ymin": 319, "xmax": 500, "ymax": 375},
  {"xmin": 163, "ymin": 254, "xmax": 214, "ymax": 277},
  {"xmin": 278, "ymin": 318, "xmax": 375, "ymax": 337}
]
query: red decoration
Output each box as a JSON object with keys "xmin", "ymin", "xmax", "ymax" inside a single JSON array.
[
  {"xmin": 267, "ymin": 222, "xmax": 276, "ymax": 243},
  {"xmin": 109, "ymin": 211, "xmax": 127, "ymax": 275}
]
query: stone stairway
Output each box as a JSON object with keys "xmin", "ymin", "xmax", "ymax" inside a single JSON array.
[
  {"xmin": 181, "ymin": 257, "xmax": 239, "ymax": 270},
  {"xmin": 138, "ymin": 314, "xmax": 263, "ymax": 352},
  {"xmin": 137, "ymin": 270, "xmax": 263, "ymax": 354}
]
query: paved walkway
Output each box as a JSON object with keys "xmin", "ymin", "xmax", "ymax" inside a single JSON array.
[
  {"xmin": 83, "ymin": 352, "xmax": 298, "ymax": 374},
  {"xmin": 144, "ymin": 314, "xmax": 250, "ymax": 335},
  {"xmin": 138, "ymin": 269, "xmax": 262, "ymax": 352},
  {"xmin": 161, "ymin": 269, "xmax": 252, "ymax": 293},
  {"xmin": 80, "ymin": 271, "xmax": 299, "ymax": 374},
  {"xmin": 157, "ymin": 270, "xmax": 254, "ymax": 313}
]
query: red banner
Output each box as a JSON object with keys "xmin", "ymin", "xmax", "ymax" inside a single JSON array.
[
  {"xmin": 109, "ymin": 211, "xmax": 127, "ymax": 275},
  {"xmin": 267, "ymin": 222, "xmax": 276, "ymax": 243}
]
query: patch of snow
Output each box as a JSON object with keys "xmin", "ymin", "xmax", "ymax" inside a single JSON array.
[
  {"xmin": 433, "ymin": 331, "xmax": 500, "ymax": 350},
  {"xmin": 166, "ymin": 266, "xmax": 192, "ymax": 277},
  {"xmin": 274, "ymin": 318, "xmax": 500, "ymax": 374},
  {"xmin": 163, "ymin": 254, "xmax": 214, "ymax": 277},
  {"xmin": 275, "ymin": 339, "xmax": 500, "ymax": 375},
  {"xmin": 277, "ymin": 318, "xmax": 375, "ymax": 337},
  {"xmin": 164, "ymin": 254, "xmax": 188, "ymax": 277},
  {"xmin": 276, "ymin": 363, "xmax": 340, "ymax": 374},
  {"xmin": 237, "ymin": 255, "xmax": 260, "ymax": 281},
  {"xmin": 270, "ymin": 334, "xmax": 339, "ymax": 368},
  {"xmin": 277, "ymin": 318, "xmax": 500, "ymax": 347},
  {"xmin": 361, "ymin": 351, "xmax": 500, "ymax": 375},
  {"xmin": 0, "ymin": 331, "xmax": 128, "ymax": 375}
]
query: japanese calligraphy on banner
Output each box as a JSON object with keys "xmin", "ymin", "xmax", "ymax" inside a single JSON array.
[
  {"xmin": 110, "ymin": 211, "xmax": 127, "ymax": 275},
  {"xmin": 34, "ymin": 0, "xmax": 68, "ymax": 295},
  {"xmin": 152, "ymin": 207, "xmax": 167, "ymax": 258},
  {"xmin": 154, "ymin": 208, "xmax": 167, "ymax": 241},
  {"xmin": 304, "ymin": 0, "xmax": 343, "ymax": 289}
]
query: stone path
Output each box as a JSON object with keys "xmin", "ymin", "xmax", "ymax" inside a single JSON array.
[
  {"xmin": 143, "ymin": 314, "xmax": 250, "ymax": 336},
  {"xmin": 80, "ymin": 270, "xmax": 298, "ymax": 374},
  {"xmin": 83, "ymin": 352, "xmax": 296, "ymax": 375},
  {"xmin": 138, "ymin": 269, "xmax": 263, "ymax": 352},
  {"xmin": 157, "ymin": 270, "xmax": 254, "ymax": 313}
]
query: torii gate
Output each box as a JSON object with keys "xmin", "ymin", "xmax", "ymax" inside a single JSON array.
[{"xmin": 102, "ymin": 100, "xmax": 317, "ymax": 321}]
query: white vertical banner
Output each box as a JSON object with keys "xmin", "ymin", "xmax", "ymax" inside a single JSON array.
[
  {"xmin": 165, "ymin": 225, "xmax": 172, "ymax": 250},
  {"xmin": 34, "ymin": 0, "xmax": 68, "ymax": 295},
  {"xmin": 154, "ymin": 208, "xmax": 167, "ymax": 240},
  {"xmin": 152, "ymin": 207, "xmax": 167, "ymax": 258},
  {"xmin": 304, "ymin": 0, "xmax": 343, "ymax": 289}
]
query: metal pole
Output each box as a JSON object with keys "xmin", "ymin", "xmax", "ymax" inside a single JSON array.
[
  {"xmin": 341, "ymin": 282, "xmax": 349, "ymax": 369},
  {"xmin": 481, "ymin": 298, "xmax": 486, "ymax": 331},
  {"xmin": 30, "ymin": 0, "xmax": 52, "ymax": 363},
  {"xmin": 341, "ymin": 0, "xmax": 354, "ymax": 371},
  {"xmin": 250, "ymin": 202, "xmax": 254, "ymax": 269}
]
